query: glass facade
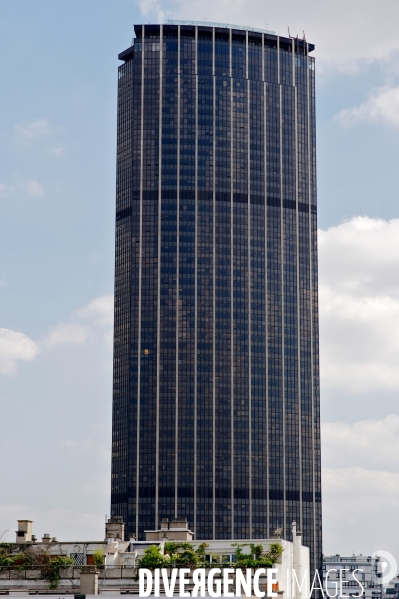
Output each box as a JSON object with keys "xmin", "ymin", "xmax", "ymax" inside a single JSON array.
[{"xmin": 111, "ymin": 23, "xmax": 321, "ymax": 573}]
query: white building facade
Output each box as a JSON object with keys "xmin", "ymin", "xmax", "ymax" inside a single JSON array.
[
  {"xmin": 0, "ymin": 518, "xmax": 310, "ymax": 596},
  {"xmin": 323, "ymin": 555, "xmax": 382, "ymax": 599}
]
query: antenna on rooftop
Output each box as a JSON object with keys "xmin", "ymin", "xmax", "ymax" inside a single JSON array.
[
  {"xmin": 288, "ymin": 26, "xmax": 291, "ymax": 37},
  {"xmin": 303, "ymin": 30, "xmax": 306, "ymax": 41}
]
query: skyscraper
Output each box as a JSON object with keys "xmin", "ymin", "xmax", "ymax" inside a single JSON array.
[{"xmin": 111, "ymin": 21, "xmax": 321, "ymax": 572}]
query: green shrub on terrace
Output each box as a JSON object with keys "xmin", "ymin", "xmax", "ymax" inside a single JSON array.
[
  {"xmin": 136, "ymin": 540, "xmax": 282, "ymax": 571},
  {"xmin": 137, "ymin": 544, "xmax": 165, "ymax": 570},
  {"xmin": 137, "ymin": 541, "xmax": 210, "ymax": 570},
  {"xmin": 234, "ymin": 542, "xmax": 283, "ymax": 569},
  {"xmin": 92, "ymin": 547, "xmax": 105, "ymax": 568},
  {"xmin": 0, "ymin": 544, "xmax": 74, "ymax": 588}
]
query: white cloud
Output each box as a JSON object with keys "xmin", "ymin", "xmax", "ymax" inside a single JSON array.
[
  {"xmin": 324, "ymin": 467, "xmax": 399, "ymax": 515},
  {"xmin": 0, "ymin": 328, "xmax": 39, "ymax": 375},
  {"xmin": 0, "ymin": 179, "xmax": 45, "ymax": 201},
  {"xmin": 322, "ymin": 466, "xmax": 399, "ymax": 556},
  {"xmin": 43, "ymin": 295, "xmax": 113, "ymax": 349},
  {"xmin": 15, "ymin": 118, "xmax": 54, "ymax": 141},
  {"xmin": 44, "ymin": 323, "xmax": 88, "ymax": 348},
  {"xmin": 320, "ymin": 291, "xmax": 399, "ymax": 392},
  {"xmin": 335, "ymin": 86, "xmax": 399, "ymax": 128},
  {"xmin": 0, "ymin": 296, "xmax": 112, "ymax": 368},
  {"xmin": 320, "ymin": 219, "xmax": 399, "ymax": 553},
  {"xmin": 0, "ymin": 182, "xmax": 16, "ymax": 199},
  {"xmin": 319, "ymin": 217, "xmax": 399, "ymax": 297},
  {"xmin": 14, "ymin": 119, "xmax": 64, "ymax": 156},
  {"xmin": 322, "ymin": 415, "xmax": 399, "ymax": 471},
  {"xmin": 83, "ymin": 474, "xmax": 110, "ymax": 496},
  {"xmin": 74, "ymin": 295, "xmax": 113, "ymax": 326},
  {"xmin": 322, "ymin": 415, "xmax": 399, "ymax": 555},
  {"xmin": 26, "ymin": 180, "xmax": 44, "ymax": 197},
  {"xmin": 49, "ymin": 146, "xmax": 64, "ymax": 156},
  {"xmin": 138, "ymin": 0, "xmax": 165, "ymax": 22},
  {"xmin": 319, "ymin": 217, "xmax": 399, "ymax": 392},
  {"xmin": 149, "ymin": 0, "xmax": 399, "ymax": 73}
]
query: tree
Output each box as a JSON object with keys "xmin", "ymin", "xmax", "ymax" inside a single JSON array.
[
  {"xmin": 0, "ymin": 542, "xmax": 73, "ymax": 588},
  {"xmin": 234, "ymin": 542, "xmax": 283, "ymax": 569},
  {"xmin": 92, "ymin": 547, "xmax": 105, "ymax": 568},
  {"xmin": 137, "ymin": 545, "xmax": 165, "ymax": 570},
  {"xmin": 137, "ymin": 542, "xmax": 210, "ymax": 571}
]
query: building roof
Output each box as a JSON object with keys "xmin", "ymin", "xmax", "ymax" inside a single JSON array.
[{"xmin": 118, "ymin": 22, "xmax": 314, "ymax": 61}]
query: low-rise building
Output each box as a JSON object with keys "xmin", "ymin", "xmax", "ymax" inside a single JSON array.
[
  {"xmin": 323, "ymin": 554, "xmax": 382, "ymax": 599},
  {"xmin": 0, "ymin": 518, "xmax": 310, "ymax": 596},
  {"xmin": 383, "ymin": 575, "xmax": 399, "ymax": 599}
]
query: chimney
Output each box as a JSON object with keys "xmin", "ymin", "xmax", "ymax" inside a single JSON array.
[
  {"xmin": 161, "ymin": 518, "xmax": 169, "ymax": 531},
  {"xmin": 145, "ymin": 515, "xmax": 193, "ymax": 541},
  {"xmin": 105, "ymin": 517, "xmax": 125, "ymax": 542},
  {"xmin": 16, "ymin": 520, "xmax": 33, "ymax": 544},
  {"xmin": 42, "ymin": 534, "xmax": 51, "ymax": 544}
]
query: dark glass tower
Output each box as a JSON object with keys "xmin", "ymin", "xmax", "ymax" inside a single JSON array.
[{"xmin": 111, "ymin": 21, "xmax": 321, "ymax": 572}]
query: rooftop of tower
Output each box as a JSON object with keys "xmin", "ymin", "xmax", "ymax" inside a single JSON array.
[
  {"xmin": 165, "ymin": 19, "xmax": 277, "ymax": 35},
  {"xmin": 118, "ymin": 22, "xmax": 314, "ymax": 61}
]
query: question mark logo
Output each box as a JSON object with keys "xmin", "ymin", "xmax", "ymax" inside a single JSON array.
[{"xmin": 372, "ymin": 550, "xmax": 398, "ymax": 585}]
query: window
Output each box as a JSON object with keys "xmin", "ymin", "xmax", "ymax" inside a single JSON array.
[{"xmin": 71, "ymin": 553, "xmax": 85, "ymax": 566}]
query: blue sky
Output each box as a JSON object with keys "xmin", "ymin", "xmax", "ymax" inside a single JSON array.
[{"xmin": 2, "ymin": 0, "xmax": 399, "ymax": 559}]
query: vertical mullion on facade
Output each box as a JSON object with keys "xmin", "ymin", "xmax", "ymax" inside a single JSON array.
[
  {"xmin": 247, "ymin": 72, "xmax": 252, "ymax": 539},
  {"xmin": 193, "ymin": 24, "xmax": 198, "ymax": 538},
  {"xmin": 230, "ymin": 69, "xmax": 235, "ymax": 540},
  {"xmin": 264, "ymin": 78, "xmax": 269, "ymax": 539},
  {"xmin": 308, "ymin": 43, "xmax": 318, "ymax": 575},
  {"xmin": 155, "ymin": 24, "xmax": 163, "ymax": 529},
  {"xmin": 135, "ymin": 24, "xmax": 145, "ymax": 539},
  {"xmin": 174, "ymin": 25, "xmax": 181, "ymax": 519},
  {"xmin": 293, "ymin": 38, "xmax": 304, "ymax": 535},
  {"xmin": 212, "ymin": 27, "xmax": 216, "ymax": 540},
  {"xmin": 278, "ymin": 41, "xmax": 287, "ymax": 539}
]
